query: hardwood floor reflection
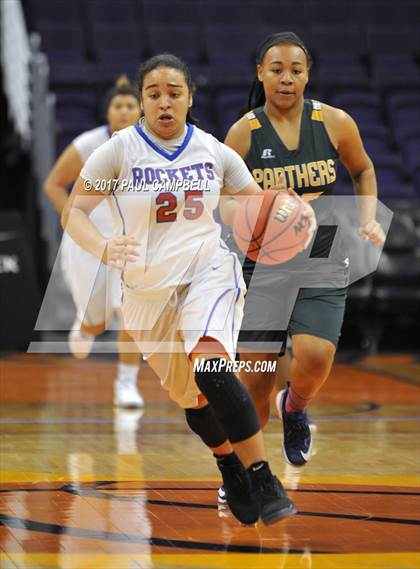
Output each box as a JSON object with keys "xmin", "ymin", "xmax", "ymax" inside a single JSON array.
[{"xmin": 1, "ymin": 353, "xmax": 419, "ymax": 569}]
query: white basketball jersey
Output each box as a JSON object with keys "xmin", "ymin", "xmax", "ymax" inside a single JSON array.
[
  {"xmin": 82, "ymin": 123, "xmax": 252, "ymax": 292},
  {"xmin": 73, "ymin": 125, "xmax": 109, "ymax": 163},
  {"xmin": 73, "ymin": 125, "xmax": 112, "ymax": 232}
]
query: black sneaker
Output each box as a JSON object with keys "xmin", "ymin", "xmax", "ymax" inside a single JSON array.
[
  {"xmin": 216, "ymin": 454, "xmax": 259, "ymax": 525},
  {"xmin": 248, "ymin": 462, "xmax": 296, "ymax": 525},
  {"xmin": 276, "ymin": 387, "xmax": 313, "ymax": 467}
]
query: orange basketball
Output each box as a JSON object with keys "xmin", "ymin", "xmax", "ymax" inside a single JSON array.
[{"xmin": 233, "ymin": 191, "xmax": 310, "ymax": 265}]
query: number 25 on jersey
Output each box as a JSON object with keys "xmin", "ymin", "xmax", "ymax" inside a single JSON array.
[{"xmin": 156, "ymin": 191, "xmax": 204, "ymax": 223}]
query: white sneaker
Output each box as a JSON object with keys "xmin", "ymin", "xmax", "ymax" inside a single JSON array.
[
  {"xmin": 217, "ymin": 486, "xmax": 231, "ymax": 518},
  {"xmin": 114, "ymin": 408, "xmax": 144, "ymax": 454},
  {"xmin": 114, "ymin": 377, "xmax": 144, "ymax": 408},
  {"xmin": 218, "ymin": 486, "xmax": 227, "ymax": 504},
  {"xmin": 68, "ymin": 315, "xmax": 94, "ymax": 360}
]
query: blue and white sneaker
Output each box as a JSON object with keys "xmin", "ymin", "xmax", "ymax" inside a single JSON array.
[{"xmin": 276, "ymin": 387, "xmax": 313, "ymax": 467}]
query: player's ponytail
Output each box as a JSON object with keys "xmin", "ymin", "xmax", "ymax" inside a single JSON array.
[
  {"xmin": 248, "ymin": 78, "xmax": 266, "ymax": 110},
  {"xmin": 247, "ymin": 31, "xmax": 312, "ymax": 111},
  {"xmin": 138, "ymin": 54, "xmax": 198, "ymax": 125},
  {"xmin": 102, "ymin": 75, "xmax": 138, "ymax": 117},
  {"xmin": 115, "ymin": 74, "xmax": 131, "ymax": 88}
]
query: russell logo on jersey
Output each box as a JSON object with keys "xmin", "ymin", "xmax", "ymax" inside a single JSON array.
[{"xmin": 261, "ymin": 148, "xmax": 275, "ymax": 159}]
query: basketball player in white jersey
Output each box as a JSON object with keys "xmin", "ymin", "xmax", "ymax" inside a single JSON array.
[
  {"xmin": 44, "ymin": 76, "xmax": 144, "ymax": 408},
  {"xmin": 62, "ymin": 54, "xmax": 316, "ymax": 526}
]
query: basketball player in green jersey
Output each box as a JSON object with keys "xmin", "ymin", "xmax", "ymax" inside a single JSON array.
[{"xmin": 221, "ymin": 32, "xmax": 385, "ymax": 467}]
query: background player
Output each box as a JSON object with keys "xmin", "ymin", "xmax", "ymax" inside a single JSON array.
[
  {"xmin": 61, "ymin": 54, "xmax": 316, "ymax": 526},
  {"xmin": 221, "ymin": 32, "xmax": 385, "ymax": 467},
  {"xmin": 44, "ymin": 76, "xmax": 144, "ymax": 408}
]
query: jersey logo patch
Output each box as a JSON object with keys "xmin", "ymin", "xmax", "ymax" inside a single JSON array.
[
  {"xmin": 247, "ymin": 112, "xmax": 262, "ymax": 130},
  {"xmin": 311, "ymin": 100, "xmax": 324, "ymax": 122},
  {"xmin": 311, "ymin": 110, "xmax": 324, "ymax": 122},
  {"xmin": 261, "ymin": 148, "xmax": 275, "ymax": 159}
]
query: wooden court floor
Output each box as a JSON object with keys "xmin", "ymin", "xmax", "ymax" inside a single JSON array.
[{"xmin": 0, "ymin": 352, "xmax": 419, "ymax": 569}]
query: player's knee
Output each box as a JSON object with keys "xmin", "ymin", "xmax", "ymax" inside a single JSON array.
[
  {"xmin": 81, "ymin": 320, "xmax": 106, "ymax": 337},
  {"xmin": 195, "ymin": 359, "xmax": 260, "ymax": 443},
  {"xmin": 191, "ymin": 336, "xmax": 228, "ymax": 360},
  {"xmin": 297, "ymin": 340, "xmax": 335, "ymax": 375},
  {"xmin": 242, "ymin": 373, "xmax": 275, "ymax": 403},
  {"xmin": 238, "ymin": 354, "xmax": 277, "ymax": 400},
  {"xmin": 118, "ymin": 328, "xmax": 134, "ymax": 341}
]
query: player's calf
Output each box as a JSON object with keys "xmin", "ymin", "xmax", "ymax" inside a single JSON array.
[{"xmin": 185, "ymin": 404, "xmax": 258, "ymax": 524}]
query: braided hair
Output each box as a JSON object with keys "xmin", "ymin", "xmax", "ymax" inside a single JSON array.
[{"xmin": 247, "ymin": 32, "xmax": 312, "ymax": 111}]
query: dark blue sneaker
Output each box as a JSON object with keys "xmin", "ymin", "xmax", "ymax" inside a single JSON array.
[{"xmin": 276, "ymin": 387, "xmax": 313, "ymax": 466}]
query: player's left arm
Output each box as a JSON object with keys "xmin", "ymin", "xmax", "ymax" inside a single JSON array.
[{"xmin": 325, "ymin": 105, "xmax": 385, "ymax": 246}]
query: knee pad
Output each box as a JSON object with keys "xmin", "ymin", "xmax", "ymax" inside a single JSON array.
[
  {"xmin": 195, "ymin": 359, "xmax": 260, "ymax": 444},
  {"xmin": 185, "ymin": 405, "xmax": 227, "ymax": 449}
]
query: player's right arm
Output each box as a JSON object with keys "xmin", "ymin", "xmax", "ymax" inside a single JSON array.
[
  {"xmin": 44, "ymin": 144, "xmax": 83, "ymax": 214},
  {"xmin": 61, "ymin": 137, "xmax": 140, "ymax": 270}
]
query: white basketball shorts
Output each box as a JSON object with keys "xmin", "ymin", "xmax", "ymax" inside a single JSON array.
[{"xmin": 122, "ymin": 250, "xmax": 245, "ymax": 408}]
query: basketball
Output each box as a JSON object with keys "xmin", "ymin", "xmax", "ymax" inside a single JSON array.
[{"xmin": 233, "ymin": 191, "xmax": 311, "ymax": 265}]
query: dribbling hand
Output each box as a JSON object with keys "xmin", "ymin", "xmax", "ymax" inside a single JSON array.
[
  {"xmin": 272, "ymin": 174, "xmax": 317, "ymax": 250},
  {"xmin": 358, "ymin": 220, "xmax": 385, "ymax": 246},
  {"xmin": 103, "ymin": 236, "xmax": 141, "ymax": 271},
  {"xmin": 285, "ymin": 187, "xmax": 317, "ymax": 250}
]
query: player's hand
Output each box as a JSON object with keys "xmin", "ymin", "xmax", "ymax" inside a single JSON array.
[
  {"xmin": 358, "ymin": 220, "xmax": 385, "ymax": 246},
  {"xmin": 103, "ymin": 236, "xmax": 141, "ymax": 271},
  {"xmin": 285, "ymin": 188, "xmax": 317, "ymax": 249}
]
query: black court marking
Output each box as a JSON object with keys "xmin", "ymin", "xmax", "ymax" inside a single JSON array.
[
  {"xmin": 1, "ymin": 482, "xmax": 419, "ymax": 499},
  {"xmin": 2, "ymin": 483, "xmax": 418, "ymax": 526},
  {"xmin": 0, "ymin": 514, "xmax": 329, "ymax": 554},
  {"xmin": 294, "ymin": 488, "xmax": 420, "ymax": 497},
  {"xmin": 299, "ymin": 511, "xmax": 420, "ymax": 526},
  {"xmin": 95, "ymin": 482, "xmax": 420, "ymax": 498},
  {"xmin": 111, "ymin": 488, "xmax": 420, "ymax": 498},
  {"xmin": 61, "ymin": 484, "xmax": 218, "ymax": 509}
]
